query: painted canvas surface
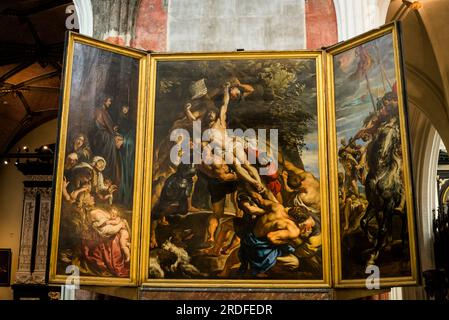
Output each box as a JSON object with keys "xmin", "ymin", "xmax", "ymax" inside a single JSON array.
[
  {"xmin": 331, "ymin": 30, "xmax": 416, "ymax": 283},
  {"xmin": 144, "ymin": 53, "xmax": 330, "ymax": 287},
  {"xmin": 51, "ymin": 35, "xmax": 145, "ymax": 285}
]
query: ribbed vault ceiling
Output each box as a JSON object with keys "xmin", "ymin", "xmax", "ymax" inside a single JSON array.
[{"xmin": 0, "ymin": 0, "xmax": 72, "ymax": 153}]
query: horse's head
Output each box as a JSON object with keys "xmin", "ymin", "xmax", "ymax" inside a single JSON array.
[{"xmin": 376, "ymin": 120, "xmax": 401, "ymax": 167}]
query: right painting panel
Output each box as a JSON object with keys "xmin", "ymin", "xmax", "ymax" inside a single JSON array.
[{"xmin": 327, "ymin": 23, "xmax": 419, "ymax": 287}]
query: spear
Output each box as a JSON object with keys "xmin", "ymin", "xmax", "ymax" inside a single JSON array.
[
  {"xmin": 365, "ymin": 72, "xmax": 377, "ymax": 113},
  {"xmin": 375, "ymin": 43, "xmax": 392, "ymax": 94},
  {"xmin": 350, "ymin": 46, "xmax": 376, "ymax": 112}
]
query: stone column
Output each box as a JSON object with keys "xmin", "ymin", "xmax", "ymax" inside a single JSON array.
[
  {"xmin": 33, "ymin": 185, "xmax": 52, "ymax": 284},
  {"xmin": 14, "ymin": 175, "xmax": 53, "ymax": 285},
  {"xmin": 15, "ymin": 187, "xmax": 38, "ymax": 284}
]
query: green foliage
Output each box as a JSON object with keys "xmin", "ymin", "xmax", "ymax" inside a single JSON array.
[{"xmin": 156, "ymin": 58, "xmax": 317, "ymax": 163}]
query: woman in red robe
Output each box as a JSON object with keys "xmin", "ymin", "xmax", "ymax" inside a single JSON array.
[{"xmin": 76, "ymin": 193, "xmax": 130, "ymax": 277}]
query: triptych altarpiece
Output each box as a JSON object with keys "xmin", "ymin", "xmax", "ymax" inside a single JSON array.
[{"xmin": 49, "ymin": 23, "xmax": 419, "ymax": 288}]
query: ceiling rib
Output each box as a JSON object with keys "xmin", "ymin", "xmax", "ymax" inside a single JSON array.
[
  {"xmin": 0, "ymin": 0, "xmax": 69, "ymax": 153},
  {"xmin": 0, "ymin": 61, "xmax": 34, "ymax": 83},
  {"xmin": 17, "ymin": 91, "xmax": 34, "ymax": 115},
  {"xmin": 15, "ymin": 71, "xmax": 59, "ymax": 87},
  {"xmin": 20, "ymin": 85, "xmax": 59, "ymax": 93}
]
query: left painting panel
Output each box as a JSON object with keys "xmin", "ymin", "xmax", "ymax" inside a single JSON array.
[{"xmin": 49, "ymin": 33, "xmax": 147, "ymax": 285}]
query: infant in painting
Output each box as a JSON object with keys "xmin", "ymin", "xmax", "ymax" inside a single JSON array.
[{"xmin": 89, "ymin": 207, "xmax": 131, "ymax": 262}]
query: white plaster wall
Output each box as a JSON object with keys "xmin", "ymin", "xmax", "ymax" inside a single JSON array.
[
  {"xmin": 334, "ymin": 0, "xmax": 390, "ymax": 41},
  {"xmin": 167, "ymin": 0, "xmax": 306, "ymax": 52}
]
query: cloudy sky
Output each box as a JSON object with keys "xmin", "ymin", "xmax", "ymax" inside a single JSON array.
[{"xmin": 334, "ymin": 33, "xmax": 396, "ymax": 146}]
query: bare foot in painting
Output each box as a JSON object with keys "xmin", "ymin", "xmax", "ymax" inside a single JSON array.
[
  {"xmin": 220, "ymin": 239, "xmax": 240, "ymax": 255},
  {"xmin": 217, "ymin": 268, "xmax": 230, "ymax": 278},
  {"xmin": 124, "ymin": 252, "xmax": 131, "ymax": 263},
  {"xmin": 394, "ymin": 196, "xmax": 406, "ymax": 214},
  {"xmin": 158, "ymin": 216, "xmax": 169, "ymax": 226},
  {"xmin": 252, "ymin": 182, "xmax": 265, "ymax": 194},
  {"xmin": 367, "ymin": 254, "xmax": 377, "ymax": 266},
  {"xmin": 188, "ymin": 206, "xmax": 201, "ymax": 213},
  {"xmin": 150, "ymin": 237, "xmax": 158, "ymax": 249},
  {"xmin": 217, "ymin": 271, "xmax": 227, "ymax": 278},
  {"xmin": 394, "ymin": 206, "xmax": 404, "ymax": 214}
]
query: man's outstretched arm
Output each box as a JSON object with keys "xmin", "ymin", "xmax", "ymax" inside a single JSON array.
[
  {"xmin": 184, "ymin": 103, "xmax": 197, "ymax": 121},
  {"xmin": 241, "ymin": 202, "xmax": 266, "ymax": 216},
  {"xmin": 219, "ymin": 83, "xmax": 230, "ymax": 127}
]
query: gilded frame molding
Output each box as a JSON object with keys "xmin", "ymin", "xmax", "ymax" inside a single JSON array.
[
  {"xmin": 49, "ymin": 24, "xmax": 420, "ymax": 289},
  {"xmin": 325, "ymin": 22, "xmax": 419, "ymax": 288},
  {"xmin": 49, "ymin": 32, "xmax": 148, "ymax": 286},
  {"xmin": 140, "ymin": 51, "xmax": 332, "ymax": 288}
]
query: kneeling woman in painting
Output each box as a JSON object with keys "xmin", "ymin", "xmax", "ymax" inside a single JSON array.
[{"xmin": 73, "ymin": 192, "xmax": 131, "ymax": 278}]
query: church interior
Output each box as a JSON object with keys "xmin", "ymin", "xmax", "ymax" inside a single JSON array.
[{"xmin": 0, "ymin": 0, "xmax": 449, "ymax": 301}]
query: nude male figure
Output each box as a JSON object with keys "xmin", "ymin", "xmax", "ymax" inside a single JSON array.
[
  {"xmin": 281, "ymin": 159, "xmax": 321, "ymax": 212},
  {"xmin": 185, "ymin": 82, "xmax": 264, "ymax": 193},
  {"xmin": 232, "ymin": 189, "xmax": 315, "ymax": 277},
  {"xmin": 197, "ymin": 151, "xmax": 239, "ymax": 245},
  {"xmin": 241, "ymin": 190, "xmax": 315, "ymax": 245}
]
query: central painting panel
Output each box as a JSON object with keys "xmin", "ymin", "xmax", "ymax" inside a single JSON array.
[{"xmin": 141, "ymin": 52, "xmax": 330, "ymax": 287}]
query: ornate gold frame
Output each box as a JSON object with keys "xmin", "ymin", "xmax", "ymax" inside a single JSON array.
[
  {"xmin": 49, "ymin": 32, "xmax": 148, "ymax": 286},
  {"xmin": 326, "ymin": 22, "xmax": 419, "ymax": 288},
  {"xmin": 140, "ymin": 51, "xmax": 332, "ymax": 288},
  {"xmin": 50, "ymin": 24, "xmax": 420, "ymax": 289}
]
